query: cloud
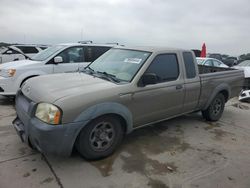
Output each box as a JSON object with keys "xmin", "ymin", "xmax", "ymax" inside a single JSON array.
[{"xmin": 0, "ymin": 0, "xmax": 249, "ymax": 55}]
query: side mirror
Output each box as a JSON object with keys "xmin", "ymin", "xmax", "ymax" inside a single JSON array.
[
  {"xmin": 54, "ymin": 56, "xmax": 63, "ymax": 64},
  {"xmin": 141, "ymin": 73, "xmax": 158, "ymax": 86},
  {"xmin": 6, "ymin": 50, "xmax": 13, "ymax": 54}
]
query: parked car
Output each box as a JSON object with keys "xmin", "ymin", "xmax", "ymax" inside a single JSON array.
[
  {"xmin": 234, "ymin": 60, "xmax": 250, "ymax": 91},
  {"xmin": 196, "ymin": 57, "xmax": 229, "ymax": 68},
  {"xmin": 0, "ymin": 43, "xmax": 115, "ymax": 96},
  {"xmin": 13, "ymin": 46, "xmax": 244, "ymax": 159},
  {"xmin": 0, "ymin": 45, "xmax": 46, "ymax": 64}
]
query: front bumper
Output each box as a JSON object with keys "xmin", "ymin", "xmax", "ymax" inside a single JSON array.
[
  {"xmin": 13, "ymin": 91, "xmax": 87, "ymax": 156},
  {"xmin": 0, "ymin": 76, "xmax": 17, "ymax": 95}
]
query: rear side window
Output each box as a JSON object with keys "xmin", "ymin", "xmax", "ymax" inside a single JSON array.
[
  {"xmin": 183, "ymin": 52, "xmax": 196, "ymax": 78},
  {"xmin": 17, "ymin": 46, "xmax": 39, "ymax": 53},
  {"xmin": 146, "ymin": 54, "xmax": 179, "ymax": 83}
]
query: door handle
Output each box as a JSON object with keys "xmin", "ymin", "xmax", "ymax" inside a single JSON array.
[{"xmin": 176, "ymin": 85, "xmax": 183, "ymax": 90}]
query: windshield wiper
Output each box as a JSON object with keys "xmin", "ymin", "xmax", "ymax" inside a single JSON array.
[
  {"xmin": 84, "ymin": 66, "xmax": 95, "ymax": 74},
  {"xmin": 96, "ymin": 71, "xmax": 121, "ymax": 83}
]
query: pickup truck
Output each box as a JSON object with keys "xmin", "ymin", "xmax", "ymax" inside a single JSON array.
[
  {"xmin": 0, "ymin": 43, "xmax": 114, "ymax": 96},
  {"xmin": 13, "ymin": 46, "xmax": 244, "ymax": 160}
]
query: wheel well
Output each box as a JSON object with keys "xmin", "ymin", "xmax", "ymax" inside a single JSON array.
[
  {"xmin": 72, "ymin": 113, "xmax": 128, "ymax": 154},
  {"xmin": 20, "ymin": 75, "xmax": 39, "ymax": 87},
  {"xmin": 220, "ymin": 90, "xmax": 229, "ymax": 102}
]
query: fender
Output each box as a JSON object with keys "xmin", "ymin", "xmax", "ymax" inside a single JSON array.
[
  {"xmin": 74, "ymin": 102, "xmax": 133, "ymax": 134},
  {"xmin": 16, "ymin": 70, "xmax": 48, "ymax": 88},
  {"xmin": 202, "ymin": 83, "xmax": 231, "ymax": 110}
]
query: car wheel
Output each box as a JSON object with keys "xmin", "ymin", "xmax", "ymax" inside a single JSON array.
[
  {"xmin": 202, "ymin": 93, "xmax": 225, "ymax": 121},
  {"xmin": 76, "ymin": 116, "xmax": 124, "ymax": 160}
]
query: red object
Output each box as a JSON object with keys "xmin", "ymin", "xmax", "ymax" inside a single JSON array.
[{"xmin": 200, "ymin": 43, "xmax": 206, "ymax": 57}]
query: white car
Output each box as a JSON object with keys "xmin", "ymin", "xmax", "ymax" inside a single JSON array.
[
  {"xmin": 196, "ymin": 57, "xmax": 229, "ymax": 68},
  {"xmin": 0, "ymin": 45, "xmax": 47, "ymax": 64},
  {"xmin": 0, "ymin": 43, "xmax": 114, "ymax": 96},
  {"xmin": 234, "ymin": 60, "xmax": 250, "ymax": 79}
]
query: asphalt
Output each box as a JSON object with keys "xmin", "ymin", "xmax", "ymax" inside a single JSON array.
[{"xmin": 0, "ymin": 95, "xmax": 250, "ymax": 188}]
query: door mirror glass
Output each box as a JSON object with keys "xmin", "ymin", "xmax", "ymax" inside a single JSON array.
[
  {"xmin": 54, "ymin": 56, "xmax": 63, "ymax": 64},
  {"xmin": 141, "ymin": 73, "xmax": 158, "ymax": 86},
  {"xmin": 6, "ymin": 50, "xmax": 13, "ymax": 54}
]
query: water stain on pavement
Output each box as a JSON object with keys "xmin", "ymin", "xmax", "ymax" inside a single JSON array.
[
  {"xmin": 204, "ymin": 122, "xmax": 221, "ymax": 130},
  {"xmin": 91, "ymin": 124, "xmax": 190, "ymax": 177},
  {"xmin": 209, "ymin": 129, "xmax": 233, "ymax": 140},
  {"xmin": 147, "ymin": 178, "xmax": 169, "ymax": 188},
  {"xmin": 40, "ymin": 177, "xmax": 54, "ymax": 184},
  {"xmin": 232, "ymin": 103, "xmax": 250, "ymax": 110}
]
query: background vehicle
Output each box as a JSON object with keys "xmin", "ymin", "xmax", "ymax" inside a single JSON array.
[
  {"xmin": 0, "ymin": 45, "xmax": 47, "ymax": 63},
  {"xmin": 234, "ymin": 60, "xmax": 250, "ymax": 89},
  {"xmin": 13, "ymin": 46, "xmax": 244, "ymax": 159},
  {"xmin": 196, "ymin": 57, "xmax": 229, "ymax": 68},
  {"xmin": 0, "ymin": 43, "xmax": 115, "ymax": 96},
  {"xmin": 208, "ymin": 53, "xmax": 238, "ymax": 66}
]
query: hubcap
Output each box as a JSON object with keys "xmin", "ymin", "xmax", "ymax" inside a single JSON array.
[
  {"xmin": 89, "ymin": 121, "xmax": 115, "ymax": 152},
  {"xmin": 212, "ymin": 98, "xmax": 222, "ymax": 115}
]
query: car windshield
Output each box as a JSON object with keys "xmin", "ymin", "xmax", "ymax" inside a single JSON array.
[
  {"xmin": 32, "ymin": 45, "xmax": 64, "ymax": 61},
  {"xmin": 196, "ymin": 59, "xmax": 205, "ymax": 65},
  {"xmin": 238, "ymin": 60, "xmax": 250, "ymax": 67},
  {"xmin": 87, "ymin": 48, "xmax": 151, "ymax": 82}
]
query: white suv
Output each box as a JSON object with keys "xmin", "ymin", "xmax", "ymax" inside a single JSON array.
[
  {"xmin": 0, "ymin": 43, "xmax": 113, "ymax": 96},
  {"xmin": 0, "ymin": 45, "xmax": 47, "ymax": 64}
]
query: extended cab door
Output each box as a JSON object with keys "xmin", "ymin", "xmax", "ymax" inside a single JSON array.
[
  {"xmin": 53, "ymin": 46, "xmax": 84, "ymax": 73},
  {"xmin": 181, "ymin": 52, "xmax": 201, "ymax": 112},
  {"xmin": 132, "ymin": 53, "xmax": 185, "ymax": 127}
]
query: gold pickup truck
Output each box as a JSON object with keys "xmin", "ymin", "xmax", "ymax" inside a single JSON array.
[{"xmin": 13, "ymin": 46, "xmax": 244, "ymax": 160}]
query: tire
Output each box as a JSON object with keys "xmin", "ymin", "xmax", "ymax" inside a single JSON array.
[
  {"xmin": 202, "ymin": 93, "xmax": 225, "ymax": 121},
  {"xmin": 76, "ymin": 116, "xmax": 124, "ymax": 160}
]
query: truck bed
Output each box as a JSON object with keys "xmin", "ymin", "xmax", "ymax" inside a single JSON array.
[
  {"xmin": 198, "ymin": 65, "xmax": 234, "ymax": 74},
  {"xmin": 197, "ymin": 65, "xmax": 244, "ymax": 110}
]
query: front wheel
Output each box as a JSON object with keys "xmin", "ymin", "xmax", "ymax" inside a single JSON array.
[
  {"xmin": 76, "ymin": 116, "xmax": 124, "ymax": 160},
  {"xmin": 202, "ymin": 93, "xmax": 225, "ymax": 121}
]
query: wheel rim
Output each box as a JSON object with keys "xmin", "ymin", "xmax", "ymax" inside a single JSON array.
[
  {"xmin": 212, "ymin": 98, "xmax": 222, "ymax": 116},
  {"xmin": 89, "ymin": 121, "xmax": 115, "ymax": 152}
]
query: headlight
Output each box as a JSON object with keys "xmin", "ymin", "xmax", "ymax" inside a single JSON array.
[
  {"xmin": 8, "ymin": 69, "xmax": 16, "ymax": 77},
  {"xmin": 0, "ymin": 68, "xmax": 16, "ymax": 77},
  {"xmin": 35, "ymin": 103, "xmax": 62, "ymax": 125}
]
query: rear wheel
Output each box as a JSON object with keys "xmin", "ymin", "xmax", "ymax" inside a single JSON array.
[
  {"xmin": 76, "ymin": 116, "xmax": 124, "ymax": 160},
  {"xmin": 202, "ymin": 93, "xmax": 225, "ymax": 121}
]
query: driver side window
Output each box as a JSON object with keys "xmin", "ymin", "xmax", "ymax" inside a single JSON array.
[
  {"xmin": 145, "ymin": 54, "xmax": 179, "ymax": 83},
  {"xmin": 57, "ymin": 47, "xmax": 84, "ymax": 63}
]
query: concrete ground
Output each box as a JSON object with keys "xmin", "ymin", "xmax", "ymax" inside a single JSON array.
[{"xmin": 0, "ymin": 95, "xmax": 250, "ymax": 188}]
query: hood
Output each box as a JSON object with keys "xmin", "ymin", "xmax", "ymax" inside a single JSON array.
[
  {"xmin": 234, "ymin": 66, "xmax": 250, "ymax": 78},
  {"xmin": 0, "ymin": 59, "xmax": 42, "ymax": 69},
  {"xmin": 21, "ymin": 72, "xmax": 117, "ymax": 103}
]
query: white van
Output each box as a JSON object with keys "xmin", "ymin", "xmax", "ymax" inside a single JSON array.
[{"xmin": 0, "ymin": 43, "xmax": 114, "ymax": 96}]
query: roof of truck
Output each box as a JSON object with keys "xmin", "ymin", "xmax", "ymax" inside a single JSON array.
[
  {"xmin": 113, "ymin": 46, "xmax": 188, "ymax": 53},
  {"xmin": 57, "ymin": 43, "xmax": 120, "ymax": 47}
]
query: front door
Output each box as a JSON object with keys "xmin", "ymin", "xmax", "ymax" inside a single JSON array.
[
  {"xmin": 53, "ymin": 46, "xmax": 84, "ymax": 73},
  {"xmin": 130, "ymin": 53, "xmax": 185, "ymax": 127}
]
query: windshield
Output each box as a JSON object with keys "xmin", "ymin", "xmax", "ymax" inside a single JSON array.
[
  {"xmin": 87, "ymin": 49, "xmax": 151, "ymax": 82},
  {"xmin": 32, "ymin": 45, "xmax": 65, "ymax": 61},
  {"xmin": 238, "ymin": 60, "xmax": 250, "ymax": 67},
  {"xmin": 196, "ymin": 59, "xmax": 205, "ymax": 65}
]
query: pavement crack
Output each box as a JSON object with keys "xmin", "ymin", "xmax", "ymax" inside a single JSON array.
[
  {"xmin": 42, "ymin": 154, "xmax": 64, "ymax": 188},
  {"xmin": 0, "ymin": 153, "xmax": 38, "ymax": 164}
]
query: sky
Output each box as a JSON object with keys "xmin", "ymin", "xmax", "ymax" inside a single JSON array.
[{"xmin": 0, "ymin": 0, "xmax": 249, "ymax": 55}]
